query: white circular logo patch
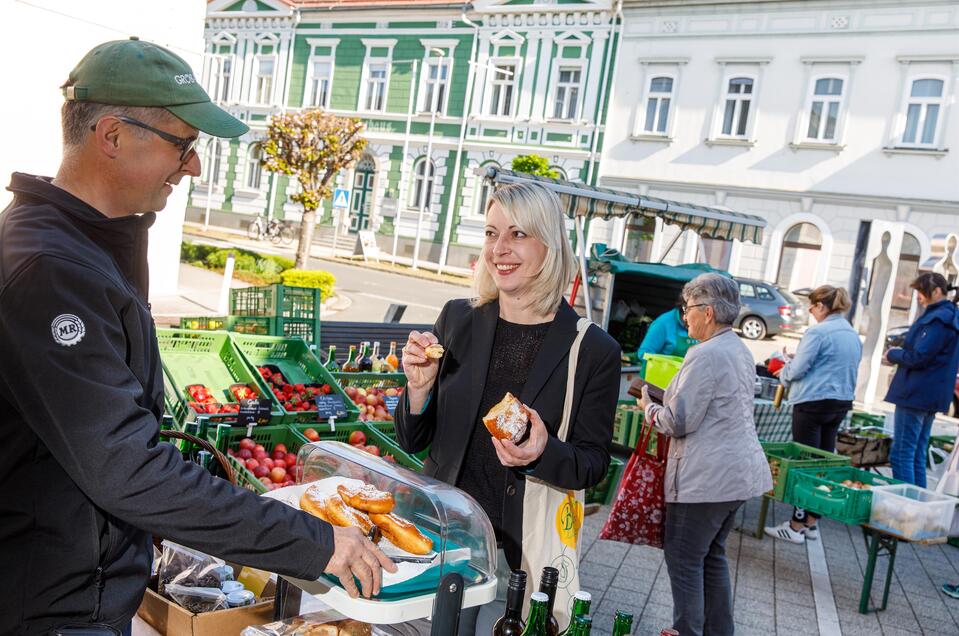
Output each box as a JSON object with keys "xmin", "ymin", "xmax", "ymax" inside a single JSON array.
[{"xmin": 51, "ymin": 314, "xmax": 85, "ymax": 347}]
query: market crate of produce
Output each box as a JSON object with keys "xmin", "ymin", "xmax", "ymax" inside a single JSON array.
[
  {"xmin": 230, "ymin": 315, "xmax": 321, "ymax": 346},
  {"xmin": 761, "ymin": 441, "xmax": 850, "ymax": 501},
  {"xmin": 213, "ymin": 424, "xmax": 308, "ymax": 493},
  {"xmin": 585, "ymin": 456, "xmax": 626, "ymax": 506},
  {"xmin": 231, "ymin": 333, "xmax": 359, "ymax": 424},
  {"xmin": 288, "ymin": 423, "xmax": 423, "ymax": 473},
  {"xmin": 179, "ymin": 315, "xmax": 228, "ymax": 331},
  {"xmin": 836, "ymin": 427, "xmax": 892, "ymax": 467},
  {"xmin": 787, "ymin": 466, "xmax": 903, "ymax": 525},
  {"xmin": 870, "ymin": 484, "xmax": 958, "ymax": 540},
  {"xmin": 157, "ymin": 329, "xmax": 282, "ymax": 433},
  {"xmin": 333, "ymin": 372, "xmax": 407, "ymax": 423},
  {"xmin": 230, "ymin": 285, "xmax": 322, "ymax": 319},
  {"xmin": 850, "ymin": 411, "xmax": 887, "ymax": 429},
  {"xmin": 613, "ymin": 401, "xmax": 639, "ymax": 447},
  {"xmin": 368, "ymin": 421, "xmax": 430, "ymax": 463}
]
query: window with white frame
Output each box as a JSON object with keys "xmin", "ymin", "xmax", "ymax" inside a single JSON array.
[
  {"xmin": 307, "ymin": 60, "xmax": 332, "ymax": 108},
  {"xmin": 246, "ymin": 144, "xmax": 263, "ymax": 190},
  {"xmin": 900, "ymin": 78, "xmax": 945, "ymax": 147},
  {"xmin": 409, "ymin": 159, "xmax": 435, "ymax": 209},
  {"xmin": 421, "ymin": 58, "xmax": 451, "ymax": 113},
  {"xmin": 805, "ymin": 77, "xmax": 844, "ymax": 142},
  {"xmin": 254, "ymin": 55, "xmax": 275, "ymax": 105},
  {"xmin": 643, "ymin": 76, "xmax": 674, "ymax": 134},
  {"xmin": 721, "ymin": 77, "xmax": 754, "ymax": 137},
  {"xmin": 472, "ymin": 164, "xmax": 498, "ymax": 217},
  {"xmin": 202, "ymin": 141, "xmax": 223, "ymax": 185},
  {"xmin": 365, "ymin": 63, "xmax": 388, "ymax": 111},
  {"xmin": 489, "ymin": 63, "xmax": 517, "ymax": 117},
  {"xmin": 552, "ymin": 66, "xmax": 582, "ymax": 120}
]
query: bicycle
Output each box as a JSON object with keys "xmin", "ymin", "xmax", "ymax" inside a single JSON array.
[{"xmin": 247, "ymin": 214, "xmax": 294, "ymax": 245}]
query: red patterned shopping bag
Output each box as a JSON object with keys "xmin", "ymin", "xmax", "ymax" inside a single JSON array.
[{"xmin": 598, "ymin": 418, "xmax": 670, "ymax": 548}]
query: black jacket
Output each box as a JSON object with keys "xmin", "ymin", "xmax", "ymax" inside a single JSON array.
[
  {"xmin": 394, "ymin": 298, "xmax": 621, "ymax": 567},
  {"xmin": 0, "ymin": 174, "xmax": 334, "ymax": 634}
]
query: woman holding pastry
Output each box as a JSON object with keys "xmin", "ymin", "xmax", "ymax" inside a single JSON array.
[{"xmin": 395, "ymin": 182, "xmax": 621, "ymax": 635}]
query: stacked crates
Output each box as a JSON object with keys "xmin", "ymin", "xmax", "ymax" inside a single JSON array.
[{"xmin": 229, "ymin": 285, "xmax": 322, "ymax": 346}]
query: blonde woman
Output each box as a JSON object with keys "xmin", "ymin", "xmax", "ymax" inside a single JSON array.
[{"xmin": 395, "ymin": 182, "xmax": 621, "ymax": 634}]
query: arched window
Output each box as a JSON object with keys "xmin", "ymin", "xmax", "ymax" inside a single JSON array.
[
  {"xmin": 890, "ymin": 233, "xmax": 922, "ymax": 326},
  {"xmin": 776, "ymin": 222, "xmax": 822, "ymax": 291},
  {"xmin": 246, "ymin": 144, "xmax": 263, "ymax": 190},
  {"xmin": 409, "ymin": 158, "xmax": 435, "ymax": 209},
  {"xmin": 474, "ymin": 163, "xmax": 499, "ymax": 217}
]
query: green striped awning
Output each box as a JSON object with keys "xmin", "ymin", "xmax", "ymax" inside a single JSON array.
[{"xmin": 479, "ymin": 167, "xmax": 766, "ymax": 244}]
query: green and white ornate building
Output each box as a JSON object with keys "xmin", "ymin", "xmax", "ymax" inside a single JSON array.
[{"xmin": 191, "ymin": 0, "xmax": 621, "ymax": 269}]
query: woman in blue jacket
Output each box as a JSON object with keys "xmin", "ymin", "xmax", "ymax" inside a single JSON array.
[
  {"xmin": 885, "ymin": 272, "xmax": 959, "ymax": 487},
  {"xmin": 637, "ymin": 296, "xmax": 697, "ymax": 372}
]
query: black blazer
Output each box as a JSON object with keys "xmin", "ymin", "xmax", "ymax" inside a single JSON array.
[{"xmin": 394, "ymin": 297, "xmax": 621, "ymax": 567}]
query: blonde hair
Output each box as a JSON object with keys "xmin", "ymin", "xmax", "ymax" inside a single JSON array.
[
  {"xmin": 808, "ymin": 285, "xmax": 851, "ymax": 314},
  {"xmin": 471, "ymin": 182, "xmax": 578, "ymax": 317}
]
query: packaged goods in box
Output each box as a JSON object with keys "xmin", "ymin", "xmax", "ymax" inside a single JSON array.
[{"xmin": 869, "ymin": 484, "xmax": 958, "ymax": 540}]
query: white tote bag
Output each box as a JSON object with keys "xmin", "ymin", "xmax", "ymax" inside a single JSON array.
[{"xmin": 520, "ymin": 318, "xmax": 591, "ymax": 626}]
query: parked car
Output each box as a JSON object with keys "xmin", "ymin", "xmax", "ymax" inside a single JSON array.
[{"xmin": 733, "ymin": 277, "xmax": 805, "ymax": 340}]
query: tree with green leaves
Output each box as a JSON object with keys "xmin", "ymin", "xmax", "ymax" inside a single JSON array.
[
  {"xmin": 510, "ymin": 154, "xmax": 559, "ymax": 179},
  {"xmin": 261, "ymin": 109, "xmax": 368, "ymax": 268}
]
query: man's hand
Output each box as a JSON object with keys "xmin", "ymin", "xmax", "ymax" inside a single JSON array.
[
  {"xmin": 323, "ymin": 526, "xmax": 397, "ymax": 599},
  {"xmin": 491, "ymin": 406, "xmax": 548, "ymax": 467}
]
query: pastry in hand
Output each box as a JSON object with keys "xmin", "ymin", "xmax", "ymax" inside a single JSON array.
[
  {"xmin": 424, "ymin": 343, "xmax": 444, "ymax": 359},
  {"xmin": 369, "ymin": 512, "xmax": 434, "ymax": 555},
  {"xmin": 483, "ymin": 392, "xmax": 529, "ymax": 444},
  {"xmin": 337, "ymin": 483, "xmax": 395, "ymax": 514}
]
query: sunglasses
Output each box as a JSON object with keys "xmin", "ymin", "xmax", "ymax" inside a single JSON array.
[
  {"xmin": 680, "ymin": 303, "xmax": 708, "ymax": 317},
  {"xmin": 91, "ymin": 115, "xmax": 198, "ymax": 163}
]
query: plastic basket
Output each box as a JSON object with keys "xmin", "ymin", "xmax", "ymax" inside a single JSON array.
[
  {"xmin": 369, "ymin": 421, "xmax": 430, "ymax": 463},
  {"xmin": 870, "ymin": 484, "xmax": 958, "ymax": 540},
  {"xmin": 179, "ymin": 316, "xmax": 229, "ymax": 331},
  {"xmin": 211, "ymin": 424, "xmax": 309, "ymax": 494},
  {"xmin": 332, "ymin": 372, "xmax": 408, "ymax": 390},
  {"xmin": 787, "ymin": 466, "xmax": 903, "ymax": 525},
  {"xmin": 230, "ymin": 315, "xmax": 321, "ymax": 345},
  {"xmin": 585, "ymin": 456, "xmax": 626, "ymax": 505},
  {"xmin": 157, "ymin": 329, "xmax": 283, "ymax": 432},
  {"xmin": 643, "ymin": 354, "xmax": 684, "ymax": 389},
  {"xmin": 288, "ymin": 422, "xmax": 424, "ymax": 473},
  {"xmin": 761, "ymin": 441, "xmax": 850, "ymax": 501},
  {"xmin": 613, "ymin": 402, "xmax": 640, "ymax": 447},
  {"xmin": 231, "ymin": 334, "xmax": 360, "ymax": 424},
  {"xmin": 230, "ymin": 285, "xmax": 322, "ymax": 319}
]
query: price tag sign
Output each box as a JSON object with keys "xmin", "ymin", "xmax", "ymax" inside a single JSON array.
[
  {"xmin": 238, "ymin": 398, "xmax": 272, "ymax": 428},
  {"xmin": 315, "ymin": 394, "xmax": 348, "ymax": 419},
  {"xmin": 383, "ymin": 395, "xmax": 400, "ymax": 415}
]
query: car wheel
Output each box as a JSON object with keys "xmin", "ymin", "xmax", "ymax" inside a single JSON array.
[{"xmin": 740, "ymin": 316, "xmax": 767, "ymax": 340}]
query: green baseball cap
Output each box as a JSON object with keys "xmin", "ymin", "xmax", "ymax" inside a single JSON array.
[{"xmin": 63, "ymin": 37, "xmax": 248, "ymax": 138}]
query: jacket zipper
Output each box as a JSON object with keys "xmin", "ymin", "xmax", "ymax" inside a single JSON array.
[{"xmin": 92, "ymin": 566, "xmax": 105, "ymax": 621}]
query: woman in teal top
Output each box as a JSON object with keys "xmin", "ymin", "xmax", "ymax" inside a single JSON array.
[{"xmin": 637, "ymin": 305, "xmax": 697, "ymax": 372}]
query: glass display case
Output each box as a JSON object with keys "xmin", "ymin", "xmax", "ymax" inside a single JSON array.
[{"xmin": 265, "ymin": 441, "xmax": 497, "ymax": 624}]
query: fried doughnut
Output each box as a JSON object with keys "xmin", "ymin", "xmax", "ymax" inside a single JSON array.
[
  {"xmin": 482, "ymin": 392, "xmax": 529, "ymax": 444},
  {"xmin": 299, "ymin": 484, "xmax": 332, "ymax": 523},
  {"xmin": 337, "ymin": 483, "xmax": 395, "ymax": 514},
  {"xmin": 424, "ymin": 343, "xmax": 444, "ymax": 359},
  {"xmin": 369, "ymin": 512, "xmax": 433, "ymax": 555},
  {"xmin": 323, "ymin": 493, "xmax": 375, "ymax": 535}
]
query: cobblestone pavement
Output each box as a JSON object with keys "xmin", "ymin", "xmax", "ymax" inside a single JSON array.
[{"xmin": 579, "ymin": 499, "xmax": 959, "ymax": 636}]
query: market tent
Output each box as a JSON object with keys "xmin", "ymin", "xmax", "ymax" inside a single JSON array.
[
  {"xmin": 479, "ymin": 167, "xmax": 767, "ymax": 244},
  {"xmin": 592, "ymin": 257, "xmax": 732, "ymax": 281}
]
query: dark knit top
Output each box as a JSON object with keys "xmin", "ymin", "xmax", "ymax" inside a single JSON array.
[{"xmin": 456, "ymin": 317, "xmax": 550, "ymax": 538}]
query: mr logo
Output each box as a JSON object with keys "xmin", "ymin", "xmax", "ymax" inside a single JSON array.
[{"xmin": 51, "ymin": 314, "xmax": 86, "ymax": 347}]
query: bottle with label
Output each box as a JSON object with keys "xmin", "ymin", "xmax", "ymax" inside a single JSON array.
[
  {"xmin": 358, "ymin": 342, "xmax": 374, "ymax": 372},
  {"xmin": 558, "ymin": 591, "xmax": 592, "ymax": 636},
  {"xmin": 341, "ymin": 345, "xmax": 359, "ymax": 373},
  {"xmin": 385, "ymin": 341, "xmax": 399, "ymax": 372},
  {"xmin": 323, "ymin": 345, "xmax": 339, "ymax": 372},
  {"xmin": 371, "ymin": 341, "xmax": 383, "ymax": 373},
  {"xmin": 612, "ymin": 611, "xmax": 633, "ymax": 636},
  {"xmin": 492, "ymin": 570, "xmax": 528, "ymax": 636},
  {"xmin": 538, "ymin": 567, "xmax": 560, "ymax": 636},
  {"xmin": 521, "ymin": 592, "xmax": 550, "ymax": 635}
]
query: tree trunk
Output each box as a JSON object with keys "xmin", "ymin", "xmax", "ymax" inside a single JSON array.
[{"xmin": 295, "ymin": 207, "xmax": 317, "ymax": 269}]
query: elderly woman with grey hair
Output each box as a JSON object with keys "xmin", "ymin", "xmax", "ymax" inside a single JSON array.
[{"xmin": 638, "ymin": 273, "xmax": 772, "ymax": 636}]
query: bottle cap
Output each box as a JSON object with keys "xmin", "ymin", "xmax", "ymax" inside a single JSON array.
[
  {"xmin": 530, "ymin": 592, "xmax": 548, "ymax": 603},
  {"xmin": 508, "ymin": 569, "xmax": 528, "ymax": 587},
  {"xmin": 212, "ymin": 565, "xmax": 234, "ymax": 583},
  {"xmin": 615, "ymin": 610, "xmax": 634, "ymax": 619},
  {"xmin": 226, "ymin": 589, "xmax": 255, "ymax": 607},
  {"xmin": 541, "ymin": 566, "xmax": 559, "ymax": 584},
  {"xmin": 221, "ymin": 580, "xmax": 245, "ymax": 594},
  {"xmin": 574, "ymin": 590, "xmax": 592, "ymax": 601}
]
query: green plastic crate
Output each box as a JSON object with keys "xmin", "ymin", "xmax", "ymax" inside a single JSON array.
[
  {"xmin": 762, "ymin": 441, "xmax": 850, "ymax": 501},
  {"xmin": 179, "ymin": 316, "xmax": 229, "ymax": 331},
  {"xmin": 157, "ymin": 329, "xmax": 283, "ymax": 433},
  {"xmin": 288, "ymin": 422, "xmax": 424, "ymax": 473},
  {"xmin": 229, "ymin": 315, "xmax": 321, "ymax": 345},
  {"xmin": 613, "ymin": 402, "xmax": 638, "ymax": 447},
  {"xmin": 230, "ymin": 285, "xmax": 322, "ymax": 319},
  {"xmin": 231, "ymin": 333, "xmax": 360, "ymax": 424},
  {"xmin": 787, "ymin": 466, "xmax": 903, "ymax": 525},
  {"xmin": 332, "ymin": 372, "xmax": 407, "ymax": 390},
  {"xmin": 585, "ymin": 456, "xmax": 625, "ymax": 506},
  {"xmin": 212, "ymin": 424, "xmax": 308, "ymax": 494},
  {"xmin": 369, "ymin": 421, "xmax": 430, "ymax": 463}
]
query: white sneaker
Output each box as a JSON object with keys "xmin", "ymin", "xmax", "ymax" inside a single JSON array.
[
  {"xmin": 804, "ymin": 525, "xmax": 820, "ymax": 540},
  {"xmin": 764, "ymin": 521, "xmax": 805, "ymax": 544}
]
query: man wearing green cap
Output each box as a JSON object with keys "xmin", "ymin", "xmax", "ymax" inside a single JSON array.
[{"xmin": 0, "ymin": 38, "xmax": 394, "ymax": 634}]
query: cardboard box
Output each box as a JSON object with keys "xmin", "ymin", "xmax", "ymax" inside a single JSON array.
[{"xmin": 137, "ymin": 581, "xmax": 275, "ymax": 635}]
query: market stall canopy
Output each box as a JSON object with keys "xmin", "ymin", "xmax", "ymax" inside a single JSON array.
[
  {"xmin": 479, "ymin": 167, "xmax": 767, "ymax": 244},
  {"xmin": 591, "ymin": 256, "xmax": 732, "ymax": 281}
]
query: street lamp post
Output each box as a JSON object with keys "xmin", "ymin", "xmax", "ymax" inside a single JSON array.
[
  {"xmin": 412, "ymin": 48, "xmax": 446, "ymax": 270},
  {"xmin": 390, "ymin": 58, "xmax": 419, "ymax": 266},
  {"xmin": 202, "ymin": 54, "xmax": 221, "ymax": 230}
]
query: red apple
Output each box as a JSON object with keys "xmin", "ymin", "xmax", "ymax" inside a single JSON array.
[
  {"xmin": 244, "ymin": 458, "xmax": 260, "ymax": 471},
  {"xmin": 253, "ymin": 444, "xmax": 266, "ymax": 454},
  {"xmin": 273, "ymin": 458, "xmax": 287, "ymax": 470},
  {"xmin": 253, "ymin": 450, "xmax": 268, "ymax": 460},
  {"xmin": 237, "ymin": 448, "xmax": 253, "ymax": 460},
  {"xmin": 239, "ymin": 438, "xmax": 256, "ymax": 451},
  {"xmin": 258, "ymin": 476, "xmax": 272, "ymax": 487},
  {"xmin": 303, "ymin": 428, "xmax": 320, "ymax": 442},
  {"xmin": 274, "ymin": 443, "xmax": 288, "ymax": 454},
  {"xmin": 365, "ymin": 445, "xmax": 380, "ymax": 457},
  {"xmin": 270, "ymin": 467, "xmax": 287, "ymax": 483},
  {"xmin": 348, "ymin": 430, "xmax": 367, "ymax": 446},
  {"xmin": 253, "ymin": 465, "xmax": 270, "ymax": 478},
  {"xmin": 272, "ymin": 449, "xmax": 286, "ymax": 461}
]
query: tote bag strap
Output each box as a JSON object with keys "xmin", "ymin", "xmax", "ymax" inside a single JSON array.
[{"xmin": 556, "ymin": 318, "xmax": 592, "ymax": 443}]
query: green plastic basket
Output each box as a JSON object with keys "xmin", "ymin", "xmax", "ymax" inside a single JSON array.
[
  {"xmin": 762, "ymin": 441, "xmax": 850, "ymax": 501},
  {"xmin": 332, "ymin": 372, "xmax": 407, "ymax": 390},
  {"xmin": 613, "ymin": 402, "xmax": 640, "ymax": 447},
  {"xmin": 643, "ymin": 354, "xmax": 684, "ymax": 389},
  {"xmin": 585, "ymin": 456, "xmax": 626, "ymax": 506},
  {"xmin": 211, "ymin": 424, "xmax": 309, "ymax": 494},
  {"xmin": 229, "ymin": 315, "xmax": 321, "ymax": 345},
  {"xmin": 230, "ymin": 285, "xmax": 322, "ymax": 319},
  {"xmin": 369, "ymin": 421, "xmax": 430, "ymax": 463},
  {"xmin": 787, "ymin": 466, "xmax": 903, "ymax": 525},
  {"xmin": 231, "ymin": 333, "xmax": 360, "ymax": 424},
  {"xmin": 157, "ymin": 329, "xmax": 283, "ymax": 433},
  {"xmin": 179, "ymin": 316, "xmax": 229, "ymax": 331},
  {"xmin": 287, "ymin": 422, "xmax": 424, "ymax": 473}
]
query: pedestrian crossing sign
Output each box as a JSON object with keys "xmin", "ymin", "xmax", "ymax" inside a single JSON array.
[{"xmin": 333, "ymin": 188, "xmax": 350, "ymax": 209}]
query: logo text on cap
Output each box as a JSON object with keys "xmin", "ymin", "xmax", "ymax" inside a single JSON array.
[{"xmin": 174, "ymin": 74, "xmax": 196, "ymax": 85}]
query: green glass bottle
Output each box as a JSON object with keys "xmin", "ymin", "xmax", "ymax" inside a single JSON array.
[
  {"xmin": 558, "ymin": 591, "xmax": 592, "ymax": 636},
  {"xmin": 521, "ymin": 592, "xmax": 549, "ymax": 636},
  {"xmin": 323, "ymin": 345, "xmax": 339, "ymax": 372},
  {"xmin": 572, "ymin": 616, "xmax": 591, "ymax": 635},
  {"xmin": 611, "ymin": 610, "xmax": 634, "ymax": 636}
]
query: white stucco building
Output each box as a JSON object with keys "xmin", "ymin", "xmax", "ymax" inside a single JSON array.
[{"xmin": 599, "ymin": 0, "xmax": 959, "ymax": 327}]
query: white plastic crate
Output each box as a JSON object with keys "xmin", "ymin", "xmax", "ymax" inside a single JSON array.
[{"xmin": 869, "ymin": 484, "xmax": 957, "ymax": 540}]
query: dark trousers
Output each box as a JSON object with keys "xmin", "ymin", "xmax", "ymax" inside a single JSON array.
[
  {"xmin": 664, "ymin": 500, "xmax": 744, "ymax": 636},
  {"xmin": 791, "ymin": 400, "xmax": 851, "ymax": 523}
]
